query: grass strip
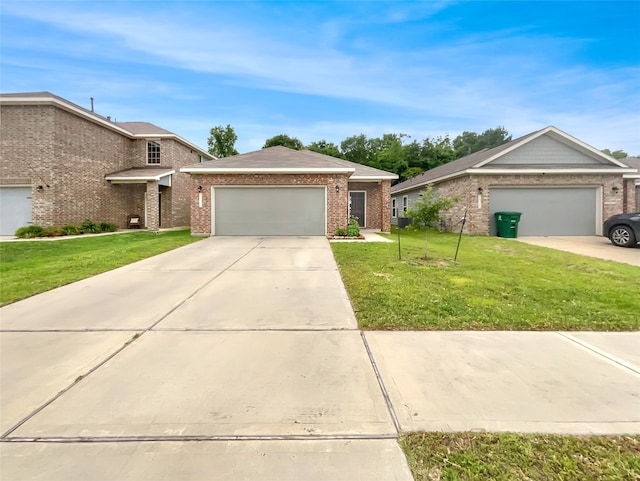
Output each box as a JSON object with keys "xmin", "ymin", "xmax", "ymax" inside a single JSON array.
[
  {"xmin": 400, "ymin": 432, "xmax": 640, "ymax": 481},
  {"xmin": 0, "ymin": 230, "xmax": 202, "ymax": 306}
]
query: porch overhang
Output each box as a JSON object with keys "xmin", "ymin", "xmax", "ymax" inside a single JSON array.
[{"xmin": 106, "ymin": 168, "xmax": 175, "ymax": 185}]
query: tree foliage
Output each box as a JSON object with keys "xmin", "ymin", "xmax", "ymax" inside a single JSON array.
[
  {"xmin": 256, "ymin": 126, "xmax": 511, "ymax": 183},
  {"xmin": 601, "ymin": 148, "xmax": 628, "ymax": 160},
  {"xmin": 263, "ymin": 134, "xmax": 304, "ymax": 150},
  {"xmin": 405, "ymin": 184, "xmax": 458, "ymax": 228},
  {"xmin": 453, "ymin": 126, "xmax": 511, "ymax": 159},
  {"xmin": 306, "ymin": 139, "xmax": 343, "ymax": 158},
  {"xmin": 207, "ymin": 124, "xmax": 238, "ymax": 158}
]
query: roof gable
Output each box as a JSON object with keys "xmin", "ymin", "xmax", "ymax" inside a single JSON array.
[{"xmin": 391, "ymin": 126, "xmax": 634, "ymax": 194}]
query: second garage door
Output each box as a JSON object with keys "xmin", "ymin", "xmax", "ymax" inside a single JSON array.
[
  {"xmin": 213, "ymin": 187, "xmax": 326, "ymax": 236},
  {"xmin": 489, "ymin": 187, "xmax": 599, "ymax": 236},
  {"xmin": 0, "ymin": 186, "xmax": 32, "ymax": 235}
]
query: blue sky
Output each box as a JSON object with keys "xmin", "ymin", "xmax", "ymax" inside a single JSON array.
[{"xmin": 1, "ymin": 1, "xmax": 639, "ymax": 155}]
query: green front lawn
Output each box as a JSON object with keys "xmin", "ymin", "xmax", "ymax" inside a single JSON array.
[
  {"xmin": 331, "ymin": 229, "xmax": 640, "ymax": 331},
  {"xmin": 401, "ymin": 432, "xmax": 640, "ymax": 481},
  {"xmin": 0, "ymin": 230, "xmax": 202, "ymax": 306}
]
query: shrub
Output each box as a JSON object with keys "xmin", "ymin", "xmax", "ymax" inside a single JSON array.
[
  {"xmin": 80, "ymin": 219, "xmax": 101, "ymax": 234},
  {"xmin": 346, "ymin": 216, "xmax": 360, "ymax": 237},
  {"xmin": 41, "ymin": 226, "xmax": 63, "ymax": 237},
  {"xmin": 99, "ymin": 222, "xmax": 118, "ymax": 232},
  {"xmin": 335, "ymin": 227, "xmax": 347, "ymax": 236},
  {"xmin": 61, "ymin": 225, "xmax": 81, "ymax": 236},
  {"xmin": 15, "ymin": 225, "xmax": 43, "ymax": 238}
]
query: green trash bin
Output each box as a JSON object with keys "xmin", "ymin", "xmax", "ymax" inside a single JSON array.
[{"xmin": 494, "ymin": 211, "xmax": 522, "ymax": 238}]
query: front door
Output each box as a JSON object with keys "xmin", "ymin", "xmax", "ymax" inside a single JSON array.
[{"xmin": 349, "ymin": 191, "xmax": 365, "ymax": 227}]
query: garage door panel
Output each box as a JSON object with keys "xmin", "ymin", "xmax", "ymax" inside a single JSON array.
[
  {"xmin": 489, "ymin": 187, "xmax": 598, "ymax": 236},
  {"xmin": 214, "ymin": 187, "xmax": 325, "ymax": 236},
  {"xmin": 0, "ymin": 187, "xmax": 32, "ymax": 235}
]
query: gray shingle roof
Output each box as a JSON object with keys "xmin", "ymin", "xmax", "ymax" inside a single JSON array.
[
  {"xmin": 182, "ymin": 146, "xmax": 398, "ymax": 179},
  {"xmin": 115, "ymin": 122, "xmax": 174, "ymax": 136}
]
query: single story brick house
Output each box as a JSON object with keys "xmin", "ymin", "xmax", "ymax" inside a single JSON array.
[
  {"xmin": 390, "ymin": 126, "xmax": 638, "ymax": 236},
  {"xmin": 0, "ymin": 92, "xmax": 213, "ymax": 235},
  {"xmin": 181, "ymin": 146, "xmax": 398, "ymax": 236}
]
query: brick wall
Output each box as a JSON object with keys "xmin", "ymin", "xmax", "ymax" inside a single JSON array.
[
  {"xmin": 434, "ymin": 173, "xmax": 625, "ymax": 234},
  {"xmin": 346, "ymin": 180, "xmax": 391, "ymax": 231},
  {"xmin": 1, "ymin": 103, "xmax": 202, "ymax": 229},
  {"xmin": 622, "ymin": 179, "xmax": 638, "ymax": 213},
  {"xmin": 189, "ymin": 173, "xmax": 352, "ymax": 235}
]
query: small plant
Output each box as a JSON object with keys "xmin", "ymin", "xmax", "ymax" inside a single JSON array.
[
  {"xmin": 99, "ymin": 222, "xmax": 118, "ymax": 232},
  {"xmin": 405, "ymin": 184, "xmax": 458, "ymax": 259},
  {"xmin": 346, "ymin": 216, "xmax": 360, "ymax": 237},
  {"xmin": 15, "ymin": 225, "xmax": 44, "ymax": 238},
  {"xmin": 61, "ymin": 225, "xmax": 81, "ymax": 236},
  {"xmin": 41, "ymin": 226, "xmax": 63, "ymax": 237},
  {"xmin": 335, "ymin": 227, "xmax": 347, "ymax": 236},
  {"xmin": 80, "ymin": 219, "xmax": 100, "ymax": 233}
]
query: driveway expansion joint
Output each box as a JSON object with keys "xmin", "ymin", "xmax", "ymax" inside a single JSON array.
[
  {"xmin": 360, "ymin": 332, "xmax": 401, "ymax": 434},
  {"xmin": 1, "ymin": 434, "xmax": 399, "ymax": 443},
  {"xmin": 557, "ymin": 332, "xmax": 640, "ymax": 376}
]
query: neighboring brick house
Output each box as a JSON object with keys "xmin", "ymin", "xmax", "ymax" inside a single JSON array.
[
  {"xmin": 390, "ymin": 126, "xmax": 638, "ymax": 236},
  {"xmin": 0, "ymin": 92, "xmax": 213, "ymax": 235},
  {"xmin": 621, "ymin": 157, "xmax": 640, "ymax": 212},
  {"xmin": 181, "ymin": 146, "xmax": 397, "ymax": 236}
]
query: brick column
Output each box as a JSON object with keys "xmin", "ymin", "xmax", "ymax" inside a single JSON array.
[
  {"xmin": 146, "ymin": 181, "xmax": 160, "ymax": 231},
  {"xmin": 380, "ymin": 180, "xmax": 391, "ymax": 232}
]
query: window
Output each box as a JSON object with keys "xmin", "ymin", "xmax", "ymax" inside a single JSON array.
[
  {"xmin": 402, "ymin": 196, "xmax": 408, "ymax": 214},
  {"xmin": 391, "ymin": 198, "xmax": 397, "ymax": 218},
  {"xmin": 147, "ymin": 140, "xmax": 161, "ymax": 164}
]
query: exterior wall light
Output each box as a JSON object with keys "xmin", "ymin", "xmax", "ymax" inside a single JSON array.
[{"xmin": 336, "ymin": 185, "xmax": 340, "ymax": 193}]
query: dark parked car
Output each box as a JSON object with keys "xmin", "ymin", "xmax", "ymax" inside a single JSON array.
[{"xmin": 603, "ymin": 213, "xmax": 640, "ymax": 247}]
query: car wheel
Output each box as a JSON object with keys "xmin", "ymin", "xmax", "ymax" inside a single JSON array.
[{"xmin": 609, "ymin": 225, "xmax": 636, "ymax": 247}]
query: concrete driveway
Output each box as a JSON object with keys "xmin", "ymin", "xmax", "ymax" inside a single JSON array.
[
  {"xmin": 2, "ymin": 235, "xmax": 639, "ymax": 480},
  {"xmin": 0, "ymin": 236, "xmax": 410, "ymax": 481},
  {"xmin": 516, "ymin": 235, "xmax": 640, "ymax": 267}
]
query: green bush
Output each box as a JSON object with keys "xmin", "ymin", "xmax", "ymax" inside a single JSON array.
[
  {"xmin": 41, "ymin": 226, "xmax": 63, "ymax": 237},
  {"xmin": 15, "ymin": 225, "xmax": 44, "ymax": 238},
  {"xmin": 346, "ymin": 216, "xmax": 360, "ymax": 237},
  {"xmin": 99, "ymin": 222, "xmax": 118, "ymax": 232},
  {"xmin": 80, "ymin": 219, "xmax": 101, "ymax": 234},
  {"xmin": 335, "ymin": 227, "xmax": 347, "ymax": 236},
  {"xmin": 61, "ymin": 225, "xmax": 81, "ymax": 236}
]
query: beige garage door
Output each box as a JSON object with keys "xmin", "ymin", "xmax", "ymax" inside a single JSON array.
[{"xmin": 213, "ymin": 187, "xmax": 326, "ymax": 236}]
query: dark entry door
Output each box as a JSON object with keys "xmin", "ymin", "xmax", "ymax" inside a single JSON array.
[{"xmin": 349, "ymin": 192, "xmax": 365, "ymax": 227}]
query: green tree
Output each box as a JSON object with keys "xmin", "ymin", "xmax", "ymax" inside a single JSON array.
[
  {"xmin": 453, "ymin": 126, "xmax": 511, "ymax": 159},
  {"xmin": 340, "ymin": 134, "xmax": 373, "ymax": 165},
  {"xmin": 306, "ymin": 139, "xmax": 343, "ymax": 158},
  {"xmin": 207, "ymin": 124, "xmax": 239, "ymax": 158},
  {"xmin": 405, "ymin": 184, "xmax": 458, "ymax": 259},
  {"xmin": 421, "ymin": 135, "xmax": 455, "ymax": 170},
  {"xmin": 263, "ymin": 134, "xmax": 304, "ymax": 150},
  {"xmin": 601, "ymin": 148, "xmax": 628, "ymax": 160}
]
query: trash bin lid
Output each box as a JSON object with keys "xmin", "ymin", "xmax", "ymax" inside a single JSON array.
[{"xmin": 495, "ymin": 211, "xmax": 522, "ymax": 216}]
